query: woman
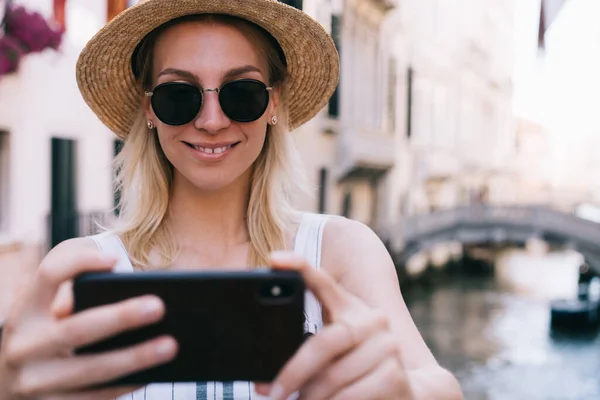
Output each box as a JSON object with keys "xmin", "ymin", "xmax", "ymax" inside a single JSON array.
[{"xmin": 0, "ymin": 0, "xmax": 463, "ymax": 399}]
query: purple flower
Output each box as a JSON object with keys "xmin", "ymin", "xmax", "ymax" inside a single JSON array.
[
  {"xmin": 4, "ymin": 5, "xmax": 64, "ymax": 54},
  {"xmin": 0, "ymin": 4, "xmax": 63, "ymax": 78}
]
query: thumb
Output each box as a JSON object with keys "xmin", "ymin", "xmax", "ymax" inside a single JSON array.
[
  {"xmin": 254, "ymin": 383, "xmax": 272, "ymax": 396},
  {"xmin": 50, "ymin": 280, "xmax": 73, "ymax": 319}
]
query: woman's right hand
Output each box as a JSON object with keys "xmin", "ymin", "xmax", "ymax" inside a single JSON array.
[{"xmin": 0, "ymin": 238, "xmax": 178, "ymax": 400}]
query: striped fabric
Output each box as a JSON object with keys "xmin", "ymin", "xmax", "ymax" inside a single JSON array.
[
  {"xmin": 89, "ymin": 213, "xmax": 330, "ymax": 400},
  {"xmin": 127, "ymin": 381, "xmax": 262, "ymax": 400}
]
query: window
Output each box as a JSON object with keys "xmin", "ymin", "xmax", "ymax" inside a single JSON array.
[
  {"xmin": 0, "ymin": 131, "xmax": 9, "ymax": 232},
  {"xmin": 53, "ymin": 0, "xmax": 66, "ymax": 30},
  {"xmin": 49, "ymin": 138, "xmax": 78, "ymax": 248},
  {"xmin": 328, "ymin": 14, "xmax": 341, "ymax": 118},
  {"xmin": 538, "ymin": 0, "xmax": 546, "ymax": 49},
  {"xmin": 107, "ymin": 0, "xmax": 127, "ymax": 22},
  {"xmin": 406, "ymin": 66, "xmax": 414, "ymax": 138},
  {"xmin": 318, "ymin": 168, "xmax": 328, "ymax": 213},
  {"xmin": 434, "ymin": 86, "xmax": 449, "ymax": 146},
  {"xmin": 278, "ymin": 0, "xmax": 303, "ymax": 10},
  {"xmin": 341, "ymin": 192, "xmax": 352, "ymax": 218}
]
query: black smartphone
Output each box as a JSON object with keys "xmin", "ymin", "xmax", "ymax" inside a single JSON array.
[{"xmin": 72, "ymin": 270, "xmax": 305, "ymax": 386}]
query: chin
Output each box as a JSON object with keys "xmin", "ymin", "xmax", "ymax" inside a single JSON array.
[
  {"xmin": 173, "ymin": 163, "xmax": 253, "ymax": 194},
  {"xmin": 186, "ymin": 173, "xmax": 242, "ymax": 193}
]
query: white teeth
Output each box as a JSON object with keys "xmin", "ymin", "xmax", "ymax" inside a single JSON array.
[{"xmin": 193, "ymin": 145, "xmax": 230, "ymax": 154}]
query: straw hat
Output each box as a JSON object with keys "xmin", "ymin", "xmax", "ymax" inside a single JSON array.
[{"xmin": 76, "ymin": 0, "xmax": 340, "ymax": 139}]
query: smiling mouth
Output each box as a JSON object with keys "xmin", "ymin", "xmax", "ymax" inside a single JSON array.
[{"xmin": 183, "ymin": 141, "xmax": 241, "ymax": 154}]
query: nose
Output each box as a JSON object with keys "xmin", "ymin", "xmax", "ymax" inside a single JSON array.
[{"xmin": 194, "ymin": 91, "xmax": 231, "ymax": 134}]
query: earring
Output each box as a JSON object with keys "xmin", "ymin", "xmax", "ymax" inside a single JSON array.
[
  {"xmin": 147, "ymin": 120, "xmax": 155, "ymax": 130},
  {"xmin": 270, "ymin": 115, "xmax": 278, "ymax": 125}
]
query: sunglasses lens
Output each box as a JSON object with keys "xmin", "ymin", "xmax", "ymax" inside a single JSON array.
[
  {"xmin": 220, "ymin": 80, "xmax": 269, "ymax": 122},
  {"xmin": 152, "ymin": 83, "xmax": 201, "ymax": 126}
]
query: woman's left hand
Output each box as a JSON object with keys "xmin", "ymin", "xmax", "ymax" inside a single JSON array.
[{"xmin": 256, "ymin": 251, "xmax": 415, "ymax": 400}]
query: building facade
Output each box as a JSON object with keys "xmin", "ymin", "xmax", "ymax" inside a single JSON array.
[
  {"xmin": 293, "ymin": 0, "xmax": 399, "ymax": 237},
  {"xmin": 295, "ymin": 0, "xmax": 517, "ymax": 244},
  {"xmin": 0, "ymin": 0, "xmax": 120, "ymax": 255},
  {"xmin": 393, "ymin": 0, "xmax": 517, "ymax": 218},
  {"xmin": 0, "ymin": 0, "xmax": 129, "ymax": 318}
]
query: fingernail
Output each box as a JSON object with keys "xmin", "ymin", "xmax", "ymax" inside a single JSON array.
[
  {"xmin": 141, "ymin": 298, "xmax": 163, "ymax": 318},
  {"xmin": 155, "ymin": 338, "xmax": 176, "ymax": 359},
  {"xmin": 268, "ymin": 383, "xmax": 285, "ymax": 400}
]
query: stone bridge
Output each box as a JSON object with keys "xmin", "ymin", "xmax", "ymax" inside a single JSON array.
[{"xmin": 388, "ymin": 205, "xmax": 600, "ymax": 274}]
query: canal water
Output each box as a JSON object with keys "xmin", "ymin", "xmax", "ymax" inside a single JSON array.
[{"xmin": 404, "ymin": 249, "xmax": 600, "ymax": 400}]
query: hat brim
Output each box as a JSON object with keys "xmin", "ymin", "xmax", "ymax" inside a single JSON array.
[{"xmin": 76, "ymin": 0, "xmax": 340, "ymax": 138}]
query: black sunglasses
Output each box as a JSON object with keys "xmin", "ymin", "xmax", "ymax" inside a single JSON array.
[{"xmin": 145, "ymin": 79, "xmax": 273, "ymax": 126}]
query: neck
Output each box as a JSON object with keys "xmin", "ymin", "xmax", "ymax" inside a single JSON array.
[{"xmin": 167, "ymin": 171, "xmax": 251, "ymax": 259}]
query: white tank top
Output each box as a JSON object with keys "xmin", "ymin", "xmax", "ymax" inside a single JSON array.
[{"xmin": 88, "ymin": 212, "xmax": 330, "ymax": 400}]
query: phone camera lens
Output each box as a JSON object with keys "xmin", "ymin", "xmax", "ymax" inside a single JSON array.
[
  {"xmin": 271, "ymin": 285, "xmax": 282, "ymax": 297},
  {"xmin": 258, "ymin": 282, "xmax": 295, "ymax": 302}
]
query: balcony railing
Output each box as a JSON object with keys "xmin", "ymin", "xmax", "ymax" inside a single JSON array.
[{"xmin": 46, "ymin": 211, "xmax": 115, "ymax": 250}]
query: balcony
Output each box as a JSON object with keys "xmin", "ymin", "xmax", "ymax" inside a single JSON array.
[
  {"xmin": 335, "ymin": 129, "xmax": 396, "ymax": 181},
  {"xmin": 414, "ymin": 149, "xmax": 461, "ymax": 181}
]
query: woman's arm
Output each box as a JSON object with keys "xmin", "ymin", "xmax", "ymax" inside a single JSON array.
[{"xmin": 321, "ymin": 216, "xmax": 463, "ymax": 400}]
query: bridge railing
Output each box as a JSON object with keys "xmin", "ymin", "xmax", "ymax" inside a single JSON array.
[{"xmin": 399, "ymin": 205, "xmax": 600, "ymax": 247}]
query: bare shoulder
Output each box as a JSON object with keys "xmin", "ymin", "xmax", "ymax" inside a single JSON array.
[
  {"xmin": 41, "ymin": 237, "xmax": 101, "ymax": 266},
  {"xmin": 321, "ymin": 216, "xmax": 394, "ymax": 281}
]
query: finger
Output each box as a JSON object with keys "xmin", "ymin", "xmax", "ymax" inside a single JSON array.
[
  {"xmin": 15, "ymin": 336, "xmax": 177, "ymax": 395},
  {"xmin": 270, "ymin": 313, "xmax": 389, "ymax": 400},
  {"xmin": 269, "ymin": 251, "xmax": 351, "ymax": 312},
  {"xmin": 254, "ymin": 383, "xmax": 271, "ymax": 395},
  {"xmin": 49, "ymin": 386, "xmax": 143, "ymax": 400},
  {"xmin": 328, "ymin": 359, "xmax": 411, "ymax": 400},
  {"xmin": 6, "ymin": 295, "xmax": 165, "ymax": 363},
  {"xmin": 300, "ymin": 332, "xmax": 399, "ymax": 400},
  {"xmin": 34, "ymin": 247, "xmax": 117, "ymax": 309},
  {"xmin": 60, "ymin": 295, "xmax": 165, "ymax": 350},
  {"xmin": 269, "ymin": 323, "xmax": 362, "ymax": 400},
  {"xmin": 51, "ymin": 281, "xmax": 74, "ymax": 319}
]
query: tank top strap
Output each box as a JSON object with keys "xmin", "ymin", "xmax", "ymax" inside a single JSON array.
[
  {"xmin": 293, "ymin": 213, "xmax": 331, "ymax": 334},
  {"xmin": 87, "ymin": 231, "xmax": 135, "ymax": 272},
  {"xmin": 293, "ymin": 212, "xmax": 330, "ymax": 269}
]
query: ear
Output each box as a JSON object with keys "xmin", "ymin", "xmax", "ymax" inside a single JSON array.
[
  {"xmin": 143, "ymin": 94, "xmax": 154, "ymax": 121},
  {"xmin": 269, "ymin": 85, "xmax": 281, "ymax": 117}
]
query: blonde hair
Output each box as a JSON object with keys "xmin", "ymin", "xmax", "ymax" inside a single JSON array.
[{"xmin": 113, "ymin": 14, "xmax": 310, "ymax": 269}]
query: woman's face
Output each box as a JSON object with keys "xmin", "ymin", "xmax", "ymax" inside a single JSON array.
[{"xmin": 146, "ymin": 21, "xmax": 279, "ymax": 192}]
